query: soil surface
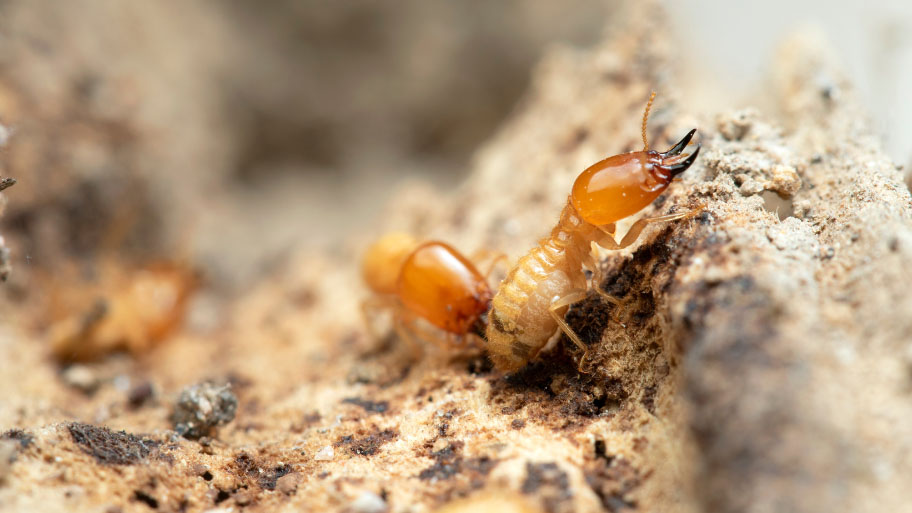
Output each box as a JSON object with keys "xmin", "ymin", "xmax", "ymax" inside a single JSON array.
[{"xmin": 1, "ymin": 3, "xmax": 911, "ymax": 513}]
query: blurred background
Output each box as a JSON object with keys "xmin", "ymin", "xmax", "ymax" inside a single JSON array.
[{"xmin": 0, "ymin": 0, "xmax": 909, "ymax": 297}]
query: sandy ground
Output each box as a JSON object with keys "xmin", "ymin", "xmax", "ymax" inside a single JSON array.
[{"xmin": 2, "ymin": 2, "xmax": 912, "ymax": 513}]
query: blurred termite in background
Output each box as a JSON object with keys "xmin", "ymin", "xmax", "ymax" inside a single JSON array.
[
  {"xmin": 47, "ymin": 261, "xmax": 199, "ymax": 362},
  {"xmin": 361, "ymin": 233, "xmax": 502, "ymax": 352}
]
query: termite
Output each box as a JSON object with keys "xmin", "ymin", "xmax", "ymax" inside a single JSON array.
[
  {"xmin": 361, "ymin": 233, "xmax": 499, "ymax": 350},
  {"xmin": 485, "ymin": 92, "xmax": 701, "ymax": 372},
  {"xmin": 48, "ymin": 261, "xmax": 198, "ymax": 362}
]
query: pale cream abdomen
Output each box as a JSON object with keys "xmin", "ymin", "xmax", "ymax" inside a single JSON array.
[{"xmin": 485, "ymin": 239, "xmax": 576, "ymax": 371}]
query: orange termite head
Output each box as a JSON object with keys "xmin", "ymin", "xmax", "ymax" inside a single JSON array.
[
  {"xmin": 571, "ymin": 129, "xmax": 700, "ymax": 226},
  {"xmin": 361, "ymin": 232, "xmax": 420, "ymax": 295}
]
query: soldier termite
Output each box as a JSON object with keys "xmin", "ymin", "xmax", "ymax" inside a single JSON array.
[{"xmin": 485, "ymin": 92, "xmax": 701, "ymax": 372}]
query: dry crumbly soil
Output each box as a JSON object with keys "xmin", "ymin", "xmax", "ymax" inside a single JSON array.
[{"xmin": 2, "ymin": 4, "xmax": 912, "ymax": 513}]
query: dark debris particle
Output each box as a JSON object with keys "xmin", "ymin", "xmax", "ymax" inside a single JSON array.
[
  {"xmin": 640, "ymin": 385, "xmax": 658, "ymax": 414},
  {"xmin": 1, "ymin": 429, "xmax": 34, "ymax": 449},
  {"xmin": 435, "ymin": 409, "xmax": 457, "ymax": 438},
  {"xmin": 171, "ymin": 382, "xmax": 238, "ymax": 439},
  {"xmin": 233, "ymin": 452, "xmax": 292, "ymax": 490},
  {"xmin": 563, "ymin": 291, "xmax": 611, "ymax": 346},
  {"xmin": 290, "ymin": 411, "xmax": 322, "ymax": 433},
  {"xmin": 127, "ymin": 381, "xmax": 155, "ymax": 409},
  {"xmin": 335, "ymin": 428, "xmax": 397, "ymax": 457},
  {"xmin": 342, "ymin": 397, "xmax": 389, "ymax": 414},
  {"xmin": 417, "ymin": 441, "xmax": 496, "ymax": 483},
  {"xmin": 418, "ymin": 457, "xmax": 460, "ymax": 481},
  {"xmin": 522, "ymin": 462, "xmax": 568, "ymax": 493},
  {"xmin": 132, "ymin": 490, "xmax": 159, "ymax": 509},
  {"xmin": 522, "ymin": 461, "xmax": 572, "ymax": 513},
  {"xmin": 593, "ymin": 439, "xmax": 614, "ymax": 465},
  {"xmin": 213, "ymin": 490, "xmax": 231, "ymax": 504},
  {"xmin": 500, "ymin": 357, "xmax": 574, "ymax": 393},
  {"xmin": 585, "ymin": 458, "xmax": 640, "ymax": 512},
  {"xmin": 68, "ymin": 423, "xmax": 158, "ymax": 465},
  {"xmin": 511, "ymin": 419, "xmax": 526, "ymax": 430},
  {"xmin": 154, "ymin": 451, "xmax": 175, "ymax": 466},
  {"xmin": 490, "ymin": 353, "xmax": 617, "ymax": 420}
]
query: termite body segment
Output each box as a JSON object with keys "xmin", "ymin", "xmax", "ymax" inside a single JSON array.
[
  {"xmin": 362, "ymin": 233, "xmax": 494, "ymax": 350},
  {"xmin": 485, "ymin": 124, "xmax": 701, "ymax": 372}
]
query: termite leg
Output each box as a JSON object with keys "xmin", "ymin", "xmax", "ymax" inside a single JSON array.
[
  {"xmin": 599, "ymin": 207, "xmax": 702, "ymax": 251},
  {"xmin": 583, "ymin": 248, "xmax": 626, "ymax": 326},
  {"xmin": 588, "ymin": 275, "xmax": 634, "ymax": 349},
  {"xmin": 361, "ymin": 295, "xmax": 399, "ymax": 341},
  {"xmin": 591, "ymin": 268, "xmax": 627, "ymax": 326},
  {"xmin": 467, "ymin": 332, "xmax": 487, "ymax": 350},
  {"xmin": 392, "ymin": 309, "xmax": 424, "ymax": 356},
  {"xmin": 470, "ymin": 249, "xmax": 509, "ymax": 280},
  {"xmin": 548, "ymin": 290, "xmax": 593, "ymax": 373},
  {"xmin": 395, "ymin": 310, "xmax": 460, "ymax": 352},
  {"xmin": 484, "ymin": 255, "xmax": 509, "ymax": 281}
]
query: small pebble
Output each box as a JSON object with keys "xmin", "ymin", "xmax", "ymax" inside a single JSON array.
[
  {"xmin": 62, "ymin": 365, "xmax": 100, "ymax": 394},
  {"xmin": 348, "ymin": 490, "xmax": 387, "ymax": 513},
  {"xmin": 171, "ymin": 382, "xmax": 237, "ymax": 439},
  {"xmin": 314, "ymin": 445, "xmax": 334, "ymax": 461},
  {"xmin": 275, "ymin": 472, "xmax": 301, "ymax": 494},
  {"xmin": 191, "ymin": 463, "xmax": 210, "ymax": 478},
  {"xmin": 127, "ymin": 381, "xmax": 155, "ymax": 409},
  {"xmin": 197, "ymin": 436, "xmax": 218, "ymax": 455},
  {"xmin": 431, "ymin": 438, "xmax": 450, "ymax": 453},
  {"xmin": 716, "ymin": 108, "xmax": 756, "ymax": 141},
  {"xmin": 112, "ymin": 375, "xmax": 131, "ymax": 392},
  {"xmin": 233, "ymin": 490, "xmax": 253, "ymax": 506}
]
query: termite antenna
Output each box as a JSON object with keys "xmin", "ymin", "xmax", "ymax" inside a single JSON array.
[{"xmin": 642, "ymin": 91, "xmax": 656, "ymax": 152}]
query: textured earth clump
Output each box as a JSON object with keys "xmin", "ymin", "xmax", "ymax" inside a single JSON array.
[{"xmin": 170, "ymin": 382, "xmax": 239, "ymax": 440}]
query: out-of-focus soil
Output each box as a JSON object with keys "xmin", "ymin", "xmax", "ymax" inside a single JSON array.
[{"xmin": 2, "ymin": 2, "xmax": 911, "ymax": 513}]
